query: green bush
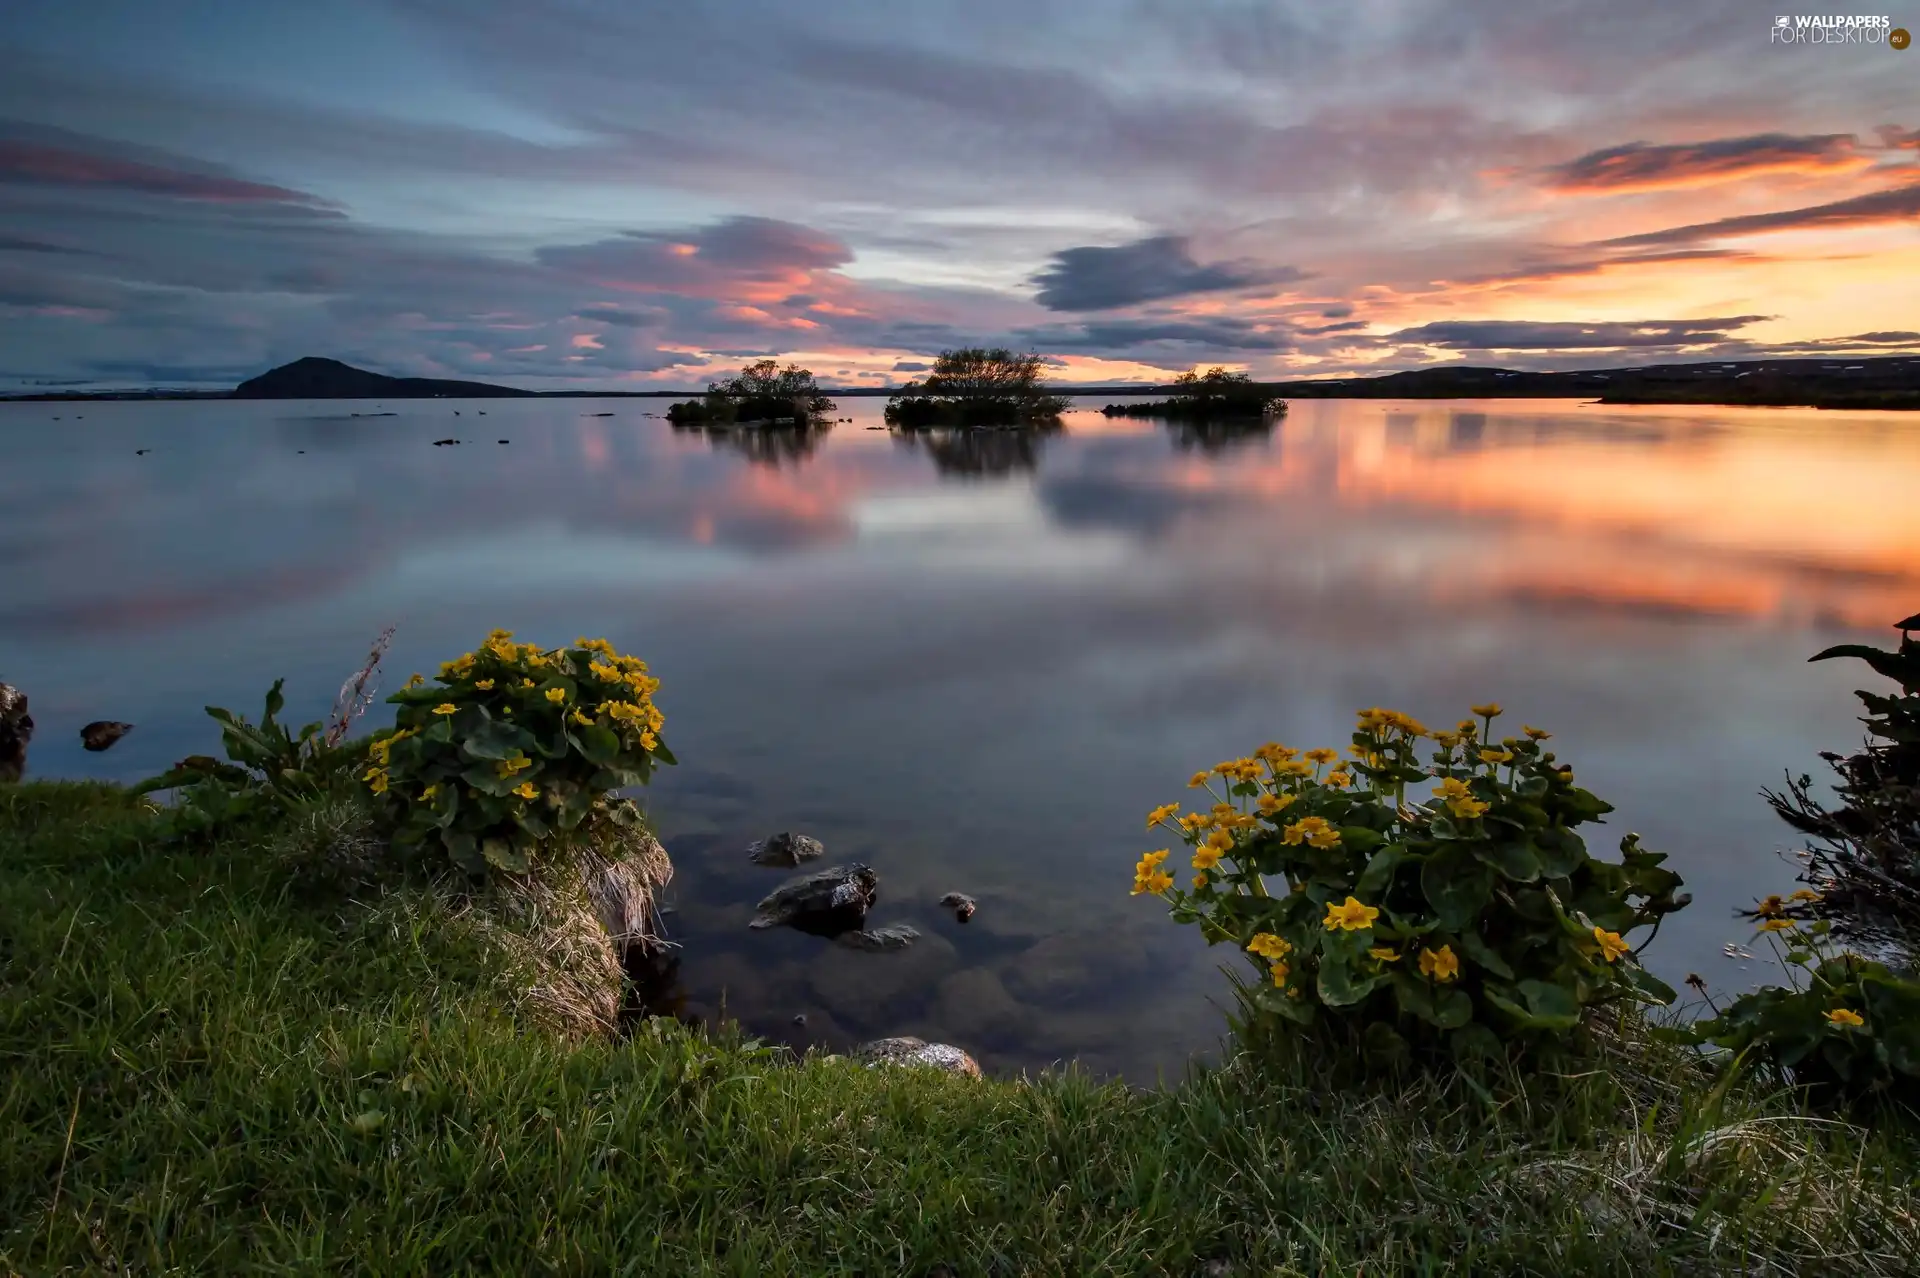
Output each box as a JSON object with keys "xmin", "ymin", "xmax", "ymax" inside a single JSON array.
[
  {"xmin": 1764, "ymin": 613, "xmax": 1920, "ymax": 951},
  {"xmin": 133, "ymin": 679, "xmax": 366, "ymax": 839},
  {"xmin": 666, "ymin": 358, "xmax": 834, "ymax": 426},
  {"xmin": 366, "ymin": 631, "xmax": 675, "ymax": 876},
  {"xmin": 1681, "ymin": 899, "xmax": 1920, "ymax": 1102},
  {"xmin": 884, "ymin": 348, "xmax": 1068, "ymax": 428},
  {"xmin": 1132, "ymin": 705, "xmax": 1688, "ymax": 1065}
]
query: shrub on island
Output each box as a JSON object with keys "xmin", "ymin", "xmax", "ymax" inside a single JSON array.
[
  {"xmin": 666, "ymin": 359, "xmax": 835, "ymax": 427},
  {"xmin": 884, "ymin": 348, "xmax": 1069, "ymax": 428},
  {"xmin": 1102, "ymin": 366, "xmax": 1285, "ymax": 420}
]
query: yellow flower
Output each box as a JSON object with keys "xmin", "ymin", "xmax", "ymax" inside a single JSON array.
[
  {"xmin": 1203, "ymin": 827, "xmax": 1235, "ymax": 852},
  {"xmin": 575, "ymin": 636, "xmax": 616, "ymax": 656},
  {"xmin": 431, "ymin": 703, "xmax": 458, "ymax": 716},
  {"xmin": 1447, "ymin": 797, "xmax": 1490, "ymax": 820},
  {"xmin": 1592, "ymin": 927, "xmax": 1630, "ymax": 963},
  {"xmin": 1758, "ymin": 918, "xmax": 1794, "ymax": 933},
  {"xmin": 1470, "ymin": 703, "xmax": 1502, "ymax": 718},
  {"xmin": 513, "ymin": 780, "xmax": 539, "ymax": 800},
  {"xmin": 1139, "ymin": 849, "xmax": 1170, "ymax": 867},
  {"xmin": 1419, "ymin": 945, "xmax": 1461, "ymax": 982},
  {"xmin": 1192, "ymin": 844, "xmax": 1223, "ymax": 871},
  {"xmin": 544, "ymin": 687, "xmax": 567, "ymax": 704},
  {"xmin": 1323, "ymin": 896, "xmax": 1380, "ymax": 932},
  {"xmin": 570, "ymin": 708, "xmax": 593, "ymax": 727},
  {"xmin": 1275, "ymin": 759, "xmax": 1313, "ymax": 777},
  {"xmin": 1246, "ymin": 932, "xmax": 1292, "ymax": 960},
  {"xmin": 1192, "ymin": 872, "xmax": 1209, "ymax": 889},
  {"xmin": 590, "ymin": 661, "xmax": 621, "ymax": 682},
  {"xmin": 1303, "ymin": 747, "xmax": 1339, "ymax": 766},
  {"xmin": 1456, "ymin": 719, "xmax": 1479, "ymax": 736},
  {"xmin": 421, "ymin": 784, "xmax": 440, "ymax": 801},
  {"xmin": 362, "ymin": 768, "xmax": 389, "ymax": 795},
  {"xmin": 1177, "ymin": 812, "xmax": 1209, "ymax": 832},
  {"xmin": 496, "ymin": 753, "xmax": 533, "ymax": 777},
  {"xmin": 474, "ymin": 679, "xmax": 495, "ymax": 690},
  {"xmin": 1556, "ymin": 767, "xmax": 1575, "ymax": 784},
  {"xmin": 1283, "ymin": 816, "xmax": 1341, "ymax": 849},
  {"xmin": 1434, "ymin": 777, "xmax": 1472, "ymax": 801},
  {"xmin": 1430, "ymin": 730, "xmax": 1462, "ymax": 749},
  {"xmin": 368, "ymin": 739, "xmax": 391, "ymax": 764},
  {"xmin": 1789, "ymin": 889, "xmax": 1822, "ymax": 903},
  {"xmin": 1827, "ymin": 1008, "xmax": 1865, "ymax": 1028},
  {"xmin": 1188, "ymin": 771, "xmax": 1211, "ymax": 788},
  {"xmin": 404, "ymin": 673, "xmax": 425, "ymax": 689},
  {"xmin": 1324, "ymin": 770, "xmax": 1353, "ymax": 789},
  {"xmin": 1131, "ymin": 868, "xmax": 1175, "ymax": 895},
  {"xmin": 520, "ymin": 677, "xmax": 535, "ymax": 688},
  {"xmin": 1368, "ymin": 946, "xmax": 1401, "ymax": 963},
  {"xmin": 1522, "ymin": 725, "xmax": 1551, "ymax": 740},
  {"xmin": 1755, "ymin": 894, "xmax": 1786, "ymax": 918},
  {"xmin": 1478, "ymin": 748, "xmax": 1514, "ymax": 765},
  {"xmin": 1269, "ymin": 960, "xmax": 1290, "ymax": 987},
  {"xmin": 1254, "ymin": 742, "xmax": 1298, "ymax": 763}
]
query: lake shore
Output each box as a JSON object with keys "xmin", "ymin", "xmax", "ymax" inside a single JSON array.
[{"xmin": 5, "ymin": 779, "xmax": 1917, "ymax": 1273}]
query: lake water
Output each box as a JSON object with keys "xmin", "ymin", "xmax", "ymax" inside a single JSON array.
[{"xmin": 5, "ymin": 394, "xmax": 1919, "ymax": 1082}]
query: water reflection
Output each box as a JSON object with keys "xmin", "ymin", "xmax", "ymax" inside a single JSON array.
[
  {"xmin": 1166, "ymin": 416, "xmax": 1278, "ymax": 455},
  {"xmin": 4, "ymin": 395, "xmax": 1920, "ymax": 1080},
  {"xmin": 671, "ymin": 419, "xmax": 838, "ymax": 469},
  {"xmin": 892, "ymin": 423, "xmax": 1061, "ymax": 476}
]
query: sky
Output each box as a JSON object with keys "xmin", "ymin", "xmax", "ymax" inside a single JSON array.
[{"xmin": 0, "ymin": 0, "xmax": 1916, "ymax": 391}]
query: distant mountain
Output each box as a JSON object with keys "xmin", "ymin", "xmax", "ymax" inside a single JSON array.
[{"xmin": 231, "ymin": 357, "xmax": 537, "ymax": 399}]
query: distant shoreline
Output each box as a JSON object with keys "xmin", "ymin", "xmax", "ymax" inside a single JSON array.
[{"xmin": 6, "ymin": 352, "xmax": 1917, "ymax": 410}]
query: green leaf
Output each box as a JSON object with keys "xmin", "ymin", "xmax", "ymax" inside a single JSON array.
[
  {"xmin": 1317, "ymin": 959, "xmax": 1388, "ymax": 1008},
  {"xmin": 1355, "ymin": 844, "xmax": 1409, "ymax": 896},
  {"xmin": 1428, "ymin": 814, "xmax": 1459, "ymax": 841},
  {"xmin": 650, "ymin": 741, "xmax": 679, "ymax": 767},
  {"xmin": 1456, "ymin": 928, "xmax": 1516, "ymax": 980},
  {"xmin": 1479, "ymin": 839, "xmax": 1542, "ymax": 882},
  {"xmin": 1338, "ymin": 827, "xmax": 1385, "ymax": 856},
  {"xmin": 1432, "ymin": 988, "xmax": 1473, "ymax": 1030},
  {"xmin": 1534, "ymin": 827, "xmax": 1587, "ymax": 877},
  {"xmin": 1450, "ymin": 1023, "xmax": 1502, "ymax": 1062},
  {"xmin": 442, "ymin": 830, "xmax": 484, "ymax": 875},
  {"xmin": 1808, "ymin": 642, "xmax": 1920, "ymax": 691},
  {"xmin": 1517, "ymin": 979, "xmax": 1580, "ymax": 1029},
  {"xmin": 459, "ymin": 718, "xmax": 530, "ymax": 761},
  {"xmin": 1421, "ymin": 846, "xmax": 1494, "ymax": 929},
  {"xmin": 578, "ymin": 725, "xmax": 623, "ymax": 768},
  {"xmin": 461, "ymin": 764, "xmax": 516, "ymax": 797}
]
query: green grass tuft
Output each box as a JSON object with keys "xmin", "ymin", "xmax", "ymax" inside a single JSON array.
[{"xmin": 4, "ymin": 781, "xmax": 1917, "ymax": 1274}]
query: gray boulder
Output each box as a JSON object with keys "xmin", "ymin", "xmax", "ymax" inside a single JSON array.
[
  {"xmin": 748, "ymin": 831, "xmax": 826, "ymax": 867},
  {"xmin": 749, "ymin": 863, "xmax": 878, "ymax": 935},
  {"xmin": 856, "ymin": 1036, "xmax": 982, "ymax": 1078},
  {"xmin": 0, "ymin": 683, "xmax": 30, "ymax": 783},
  {"xmin": 80, "ymin": 721, "xmax": 135, "ymax": 753}
]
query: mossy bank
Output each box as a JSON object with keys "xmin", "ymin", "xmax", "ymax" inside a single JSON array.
[{"xmin": 4, "ymin": 782, "xmax": 1918, "ymax": 1275}]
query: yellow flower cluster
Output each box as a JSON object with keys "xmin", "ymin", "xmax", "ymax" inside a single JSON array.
[
  {"xmin": 1246, "ymin": 932, "xmax": 1292, "ymax": 959},
  {"xmin": 1592, "ymin": 926, "xmax": 1630, "ymax": 962},
  {"xmin": 1356, "ymin": 707, "xmax": 1428, "ymax": 737},
  {"xmin": 1282, "ymin": 816, "xmax": 1341, "ymax": 849},
  {"xmin": 1131, "ymin": 850, "xmax": 1174, "ymax": 896},
  {"xmin": 1433, "ymin": 777, "xmax": 1489, "ymax": 820}
]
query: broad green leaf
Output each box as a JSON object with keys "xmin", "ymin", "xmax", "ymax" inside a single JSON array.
[
  {"xmin": 1534, "ymin": 827, "xmax": 1587, "ymax": 878},
  {"xmin": 1355, "ymin": 844, "xmax": 1409, "ymax": 896},
  {"xmin": 1478, "ymin": 839, "xmax": 1542, "ymax": 882},
  {"xmin": 1517, "ymin": 979, "xmax": 1580, "ymax": 1029},
  {"xmin": 1421, "ymin": 846, "xmax": 1494, "ymax": 929},
  {"xmin": 481, "ymin": 837, "xmax": 528, "ymax": 873},
  {"xmin": 1317, "ymin": 959, "xmax": 1387, "ymax": 1007},
  {"xmin": 1338, "ymin": 827, "xmax": 1385, "ymax": 855},
  {"xmin": 1456, "ymin": 928, "xmax": 1515, "ymax": 980}
]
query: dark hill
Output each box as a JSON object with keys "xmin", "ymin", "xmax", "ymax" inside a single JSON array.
[{"xmin": 232, "ymin": 357, "xmax": 536, "ymax": 399}]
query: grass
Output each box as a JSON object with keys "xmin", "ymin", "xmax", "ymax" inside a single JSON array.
[{"xmin": 4, "ymin": 781, "xmax": 1919, "ymax": 1275}]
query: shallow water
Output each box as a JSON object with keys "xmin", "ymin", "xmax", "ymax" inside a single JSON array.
[{"xmin": 5, "ymin": 394, "xmax": 1919, "ymax": 1081}]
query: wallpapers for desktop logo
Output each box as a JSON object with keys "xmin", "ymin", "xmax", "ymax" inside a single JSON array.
[{"xmin": 1770, "ymin": 13, "xmax": 1908, "ymax": 45}]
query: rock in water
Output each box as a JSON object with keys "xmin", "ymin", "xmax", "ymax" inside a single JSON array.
[
  {"xmin": 856, "ymin": 1036, "xmax": 982, "ymax": 1078},
  {"xmin": 748, "ymin": 831, "xmax": 827, "ymax": 867},
  {"xmin": 834, "ymin": 923, "xmax": 920, "ymax": 952},
  {"xmin": 80, "ymin": 721, "xmax": 135, "ymax": 753},
  {"xmin": 939, "ymin": 892, "xmax": 977, "ymax": 923},
  {"xmin": 749, "ymin": 863, "xmax": 877, "ymax": 935},
  {"xmin": 0, "ymin": 683, "xmax": 31, "ymax": 783}
]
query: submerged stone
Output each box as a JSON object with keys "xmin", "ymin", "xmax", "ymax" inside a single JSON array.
[
  {"xmin": 748, "ymin": 831, "xmax": 826, "ymax": 867},
  {"xmin": 834, "ymin": 923, "xmax": 920, "ymax": 952},
  {"xmin": 749, "ymin": 862, "xmax": 878, "ymax": 935}
]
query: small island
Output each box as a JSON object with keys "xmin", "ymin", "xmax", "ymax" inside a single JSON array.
[
  {"xmin": 883, "ymin": 348, "xmax": 1069, "ymax": 428},
  {"xmin": 1099, "ymin": 366, "xmax": 1288, "ymax": 420},
  {"xmin": 663, "ymin": 359, "xmax": 836, "ymax": 427}
]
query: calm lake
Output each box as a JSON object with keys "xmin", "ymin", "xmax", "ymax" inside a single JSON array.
[{"xmin": 5, "ymin": 394, "xmax": 1919, "ymax": 1081}]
